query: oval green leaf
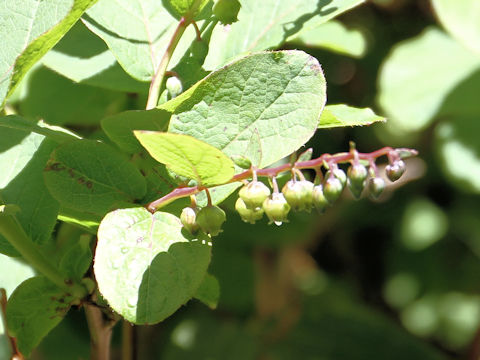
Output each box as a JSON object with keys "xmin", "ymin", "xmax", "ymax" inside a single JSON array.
[
  {"xmin": 164, "ymin": 50, "xmax": 326, "ymax": 169},
  {"xmin": 134, "ymin": 131, "xmax": 235, "ymax": 186},
  {"xmin": 43, "ymin": 140, "xmax": 147, "ymax": 215},
  {"xmin": 6, "ymin": 277, "xmax": 72, "ymax": 356},
  {"xmin": 95, "ymin": 207, "xmax": 211, "ymax": 324}
]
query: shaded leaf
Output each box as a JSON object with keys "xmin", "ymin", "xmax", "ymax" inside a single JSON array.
[
  {"xmin": 318, "ymin": 104, "xmax": 385, "ymax": 129},
  {"xmin": 43, "ymin": 140, "xmax": 146, "ymax": 216},
  {"xmin": 43, "ymin": 21, "xmax": 149, "ymax": 93},
  {"xmin": 6, "ymin": 277, "xmax": 72, "ymax": 356},
  {"xmin": 0, "ymin": 115, "xmax": 79, "ymax": 144},
  {"xmin": 135, "ymin": 132, "xmax": 235, "ymax": 186},
  {"xmin": 0, "ymin": 117, "xmax": 61, "ymax": 256},
  {"xmin": 95, "ymin": 207, "xmax": 211, "ymax": 324},
  {"xmin": 84, "ymin": 0, "xmax": 202, "ymax": 81},
  {"xmin": 17, "ymin": 66, "xmax": 127, "ymax": 126},
  {"xmin": 58, "ymin": 236, "xmax": 93, "ymax": 281},
  {"xmin": 0, "ymin": 254, "xmax": 35, "ymax": 360},
  {"xmin": 101, "ymin": 109, "xmax": 170, "ymax": 153},
  {"xmin": 194, "ymin": 273, "xmax": 220, "ymax": 309},
  {"xmin": 0, "ymin": 0, "xmax": 97, "ymax": 108}
]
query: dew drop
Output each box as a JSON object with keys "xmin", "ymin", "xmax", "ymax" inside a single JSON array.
[
  {"xmin": 121, "ymin": 247, "xmax": 129, "ymax": 254},
  {"xmin": 127, "ymin": 296, "xmax": 137, "ymax": 307},
  {"xmin": 274, "ymin": 221, "xmax": 283, "ymax": 226},
  {"xmin": 111, "ymin": 260, "xmax": 121, "ymax": 270}
]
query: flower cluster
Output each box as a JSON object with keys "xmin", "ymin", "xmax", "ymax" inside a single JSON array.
[
  {"xmin": 162, "ymin": 146, "xmax": 416, "ymax": 236},
  {"xmin": 234, "ymin": 155, "xmax": 406, "ymax": 226}
]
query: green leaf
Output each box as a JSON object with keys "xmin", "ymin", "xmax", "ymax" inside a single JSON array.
[
  {"xmin": 287, "ymin": 20, "xmax": 367, "ymax": 58},
  {"xmin": 435, "ymin": 117, "xmax": 480, "ymax": 194},
  {"xmin": 135, "ymin": 132, "xmax": 235, "ymax": 186},
  {"xmin": 165, "ymin": 51, "xmax": 326, "ymax": 168},
  {"xmin": 0, "ymin": 115, "xmax": 79, "ymax": 144},
  {"xmin": 16, "ymin": 66, "xmax": 127, "ymax": 126},
  {"xmin": 432, "ymin": 0, "xmax": 480, "ymax": 54},
  {"xmin": 95, "ymin": 207, "xmax": 211, "ymax": 324},
  {"xmin": 194, "ymin": 273, "xmax": 220, "ymax": 309},
  {"xmin": 204, "ymin": 0, "xmax": 364, "ymax": 70},
  {"xmin": 57, "ymin": 206, "xmax": 100, "ymax": 234},
  {"xmin": 43, "ymin": 140, "xmax": 147, "ymax": 216},
  {"xmin": 318, "ymin": 104, "xmax": 386, "ymax": 129},
  {"xmin": 0, "ymin": 254, "xmax": 35, "ymax": 360},
  {"xmin": 162, "ymin": 0, "xmax": 212, "ymax": 19},
  {"xmin": 6, "ymin": 276, "xmax": 72, "ymax": 356},
  {"xmin": 164, "ymin": 50, "xmax": 325, "ymax": 203},
  {"xmin": 378, "ymin": 27, "xmax": 480, "ymax": 133},
  {"xmin": 0, "ymin": 117, "xmax": 61, "ymax": 256},
  {"xmin": 58, "ymin": 235, "xmax": 93, "ymax": 281},
  {"xmin": 42, "ymin": 22, "xmax": 149, "ymax": 93},
  {"xmin": 0, "ymin": 0, "xmax": 98, "ymax": 109},
  {"xmin": 101, "ymin": 109, "xmax": 171, "ymax": 153},
  {"xmin": 83, "ymin": 0, "xmax": 202, "ymax": 81}
]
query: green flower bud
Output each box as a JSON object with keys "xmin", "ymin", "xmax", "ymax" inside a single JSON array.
[
  {"xmin": 166, "ymin": 76, "xmax": 183, "ymax": 98},
  {"xmin": 348, "ymin": 164, "xmax": 368, "ymax": 188},
  {"xmin": 262, "ymin": 193, "xmax": 291, "ymax": 226},
  {"xmin": 326, "ymin": 168, "xmax": 347, "ymax": 187},
  {"xmin": 235, "ymin": 198, "xmax": 264, "ymax": 224},
  {"xmin": 323, "ymin": 176, "xmax": 344, "ymax": 204},
  {"xmin": 313, "ymin": 185, "xmax": 329, "ymax": 212},
  {"xmin": 282, "ymin": 179, "xmax": 314, "ymax": 211},
  {"xmin": 385, "ymin": 160, "xmax": 406, "ymax": 182},
  {"xmin": 348, "ymin": 182, "xmax": 364, "ymax": 199},
  {"xmin": 368, "ymin": 177, "xmax": 385, "ymax": 199},
  {"xmin": 239, "ymin": 181, "xmax": 271, "ymax": 209},
  {"xmin": 196, "ymin": 205, "xmax": 226, "ymax": 236},
  {"xmin": 180, "ymin": 207, "xmax": 199, "ymax": 234}
]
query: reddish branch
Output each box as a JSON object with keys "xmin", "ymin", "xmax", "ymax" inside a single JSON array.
[
  {"xmin": 0, "ymin": 289, "xmax": 24, "ymax": 359},
  {"xmin": 146, "ymin": 146, "xmax": 418, "ymax": 213}
]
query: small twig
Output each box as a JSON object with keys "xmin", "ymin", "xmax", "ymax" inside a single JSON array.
[
  {"xmin": 1, "ymin": 289, "xmax": 24, "ymax": 359},
  {"xmin": 121, "ymin": 321, "xmax": 135, "ymax": 360},
  {"xmin": 85, "ymin": 303, "xmax": 118, "ymax": 360},
  {"xmin": 192, "ymin": 20, "xmax": 202, "ymax": 40},
  {"xmin": 205, "ymin": 188, "xmax": 213, "ymax": 206},
  {"xmin": 146, "ymin": 17, "xmax": 189, "ymax": 110}
]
